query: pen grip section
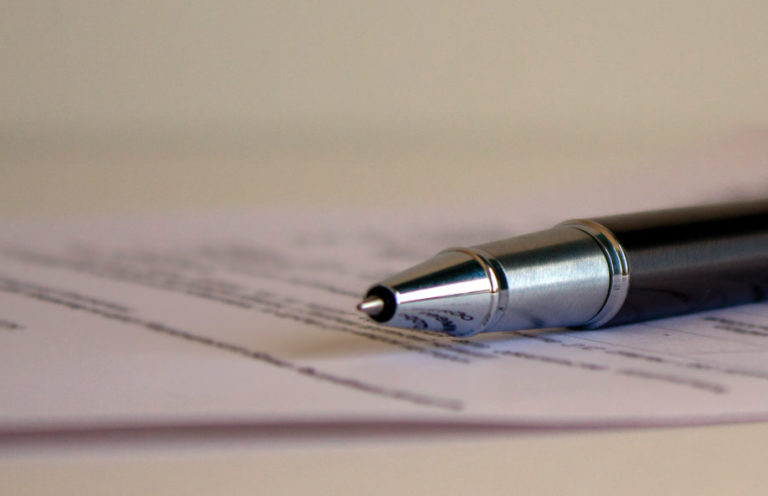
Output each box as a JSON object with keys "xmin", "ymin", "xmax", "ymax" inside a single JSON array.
[{"xmin": 594, "ymin": 199, "xmax": 768, "ymax": 326}]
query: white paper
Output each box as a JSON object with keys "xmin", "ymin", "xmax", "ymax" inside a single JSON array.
[{"xmin": 3, "ymin": 201, "xmax": 768, "ymax": 434}]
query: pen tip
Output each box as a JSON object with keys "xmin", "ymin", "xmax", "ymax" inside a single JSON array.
[{"xmin": 357, "ymin": 296, "xmax": 385, "ymax": 318}]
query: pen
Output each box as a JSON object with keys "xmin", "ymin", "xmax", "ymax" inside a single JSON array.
[{"xmin": 356, "ymin": 200, "xmax": 768, "ymax": 336}]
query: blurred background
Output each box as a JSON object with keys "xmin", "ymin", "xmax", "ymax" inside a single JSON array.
[{"xmin": 2, "ymin": 1, "xmax": 768, "ymax": 217}]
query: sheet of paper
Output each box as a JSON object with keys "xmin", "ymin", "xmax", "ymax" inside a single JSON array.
[{"xmin": 3, "ymin": 199, "xmax": 768, "ymax": 434}]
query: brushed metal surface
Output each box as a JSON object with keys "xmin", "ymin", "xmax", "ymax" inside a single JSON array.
[{"xmin": 365, "ymin": 226, "xmax": 611, "ymax": 335}]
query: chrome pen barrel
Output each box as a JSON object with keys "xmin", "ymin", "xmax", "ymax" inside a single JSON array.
[{"xmin": 362, "ymin": 225, "xmax": 619, "ymax": 336}]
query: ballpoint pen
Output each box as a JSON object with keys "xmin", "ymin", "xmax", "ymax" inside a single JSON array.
[{"xmin": 357, "ymin": 199, "xmax": 768, "ymax": 336}]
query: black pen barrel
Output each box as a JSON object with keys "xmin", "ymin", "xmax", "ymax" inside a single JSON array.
[{"xmin": 593, "ymin": 199, "xmax": 768, "ymax": 326}]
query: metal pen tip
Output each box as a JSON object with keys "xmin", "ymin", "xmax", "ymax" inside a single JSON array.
[{"xmin": 357, "ymin": 296, "xmax": 385, "ymax": 317}]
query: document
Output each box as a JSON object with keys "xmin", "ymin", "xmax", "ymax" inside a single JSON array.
[{"xmin": 3, "ymin": 202, "xmax": 768, "ymax": 435}]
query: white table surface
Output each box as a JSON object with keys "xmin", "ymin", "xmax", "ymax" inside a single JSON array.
[{"xmin": 3, "ymin": 139, "xmax": 768, "ymax": 495}]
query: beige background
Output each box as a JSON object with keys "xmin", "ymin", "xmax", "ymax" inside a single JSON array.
[
  {"xmin": 3, "ymin": 2, "xmax": 768, "ymax": 494},
  {"xmin": 3, "ymin": 1, "xmax": 768, "ymax": 216}
]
